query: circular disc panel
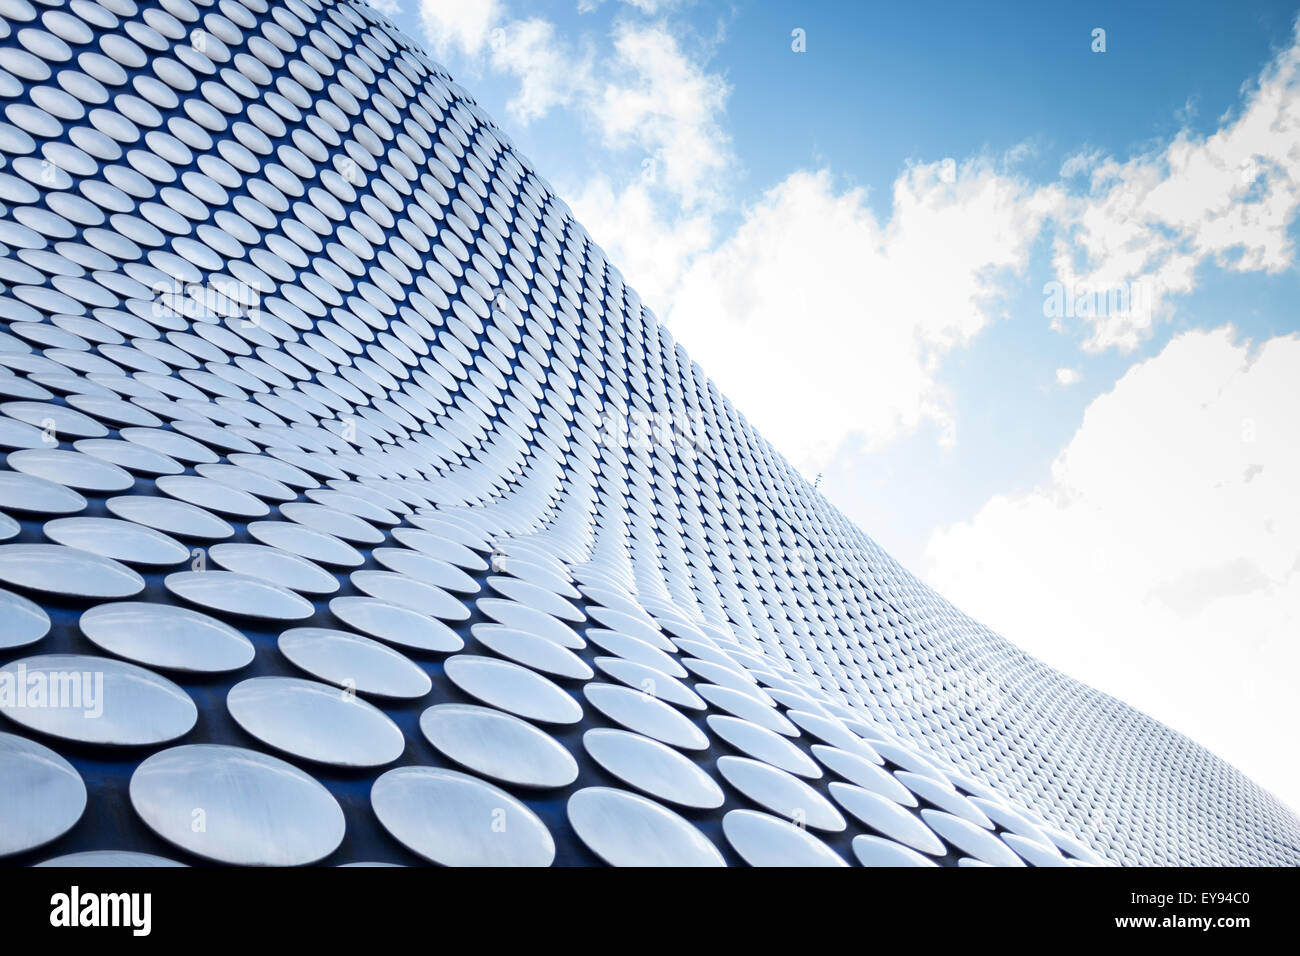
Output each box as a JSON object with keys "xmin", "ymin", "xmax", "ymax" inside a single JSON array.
[
  {"xmin": 42, "ymin": 517, "xmax": 189, "ymax": 567},
  {"xmin": 582, "ymin": 682, "xmax": 707, "ymax": 750},
  {"xmin": 0, "ymin": 654, "xmax": 196, "ymax": 746},
  {"xmin": 371, "ymin": 765, "xmax": 555, "ymax": 867},
  {"xmin": 0, "ymin": 544, "xmax": 144, "ymax": 599},
  {"xmin": 130, "ymin": 744, "xmax": 345, "ymax": 866},
  {"xmin": 164, "ymin": 571, "xmax": 314, "ymax": 622},
  {"xmin": 79, "ymin": 602, "xmax": 254, "ymax": 673},
  {"xmin": 566, "ymin": 787, "xmax": 724, "ymax": 867},
  {"xmin": 419, "ymin": 703, "xmax": 578, "ymax": 789},
  {"xmin": 0, "ymin": 588, "xmax": 51, "ymax": 650},
  {"xmin": 329, "ymin": 596, "xmax": 464, "ymax": 653},
  {"xmin": 278, "ymin": 627, "xmax": 431, "ymax": 700},
  {"xmin": 36, "ymin": 850, "xmax": 186, "ymax": 867},
  {"xmin": 722, "ymin": 809, "xmax": 848, "ymax": 867},
  {"xmin": 716, "ymin": 756, "xmax": 846, "ymax": 832},
  {"xmin": 852, "ymin": 834, "xmax": 940, "ymax": 868},
  {"xmin": 582, "ymin": 728, "xmax": 723, "ymax": 809},
  {"xmin": 227, "ymin": 677, "xmax": 405, "ymax": 768},
  {"xmin": 829, "ymin": 782, "xmax": 946, "ymax": 855},
  {"xmin": 0, "ymin": 732, "xmax": 86, "ymax": 857},
  {"xmin": 444, "ymin": 654, "xmax": 583, "ymax": 725}
]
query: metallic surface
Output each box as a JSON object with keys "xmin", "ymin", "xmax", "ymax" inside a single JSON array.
[{"xmin": 0, "ymin": 0, "xmax": 1295, "ymax": 867}]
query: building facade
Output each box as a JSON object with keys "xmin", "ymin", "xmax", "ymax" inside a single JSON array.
[{"xmin": 0, "ymin": 0, "xmax": 1296, "ymax": 866}]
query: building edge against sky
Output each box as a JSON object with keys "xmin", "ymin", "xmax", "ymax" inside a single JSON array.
[{"xmin": 0, "ymin": 0, "xmax": 1294, "ymax": 866}]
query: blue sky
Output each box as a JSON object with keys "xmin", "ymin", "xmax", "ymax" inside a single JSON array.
[{"xmin": 399, "ymin": 1, "xmax": 1300, "ymax": 812}]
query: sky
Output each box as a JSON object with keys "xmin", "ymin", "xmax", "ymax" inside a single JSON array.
[{"xmin": 384, "ymin": 0, "xmax": 1300, "ymax": 814}]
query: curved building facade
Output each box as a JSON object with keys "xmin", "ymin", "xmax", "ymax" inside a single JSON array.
[{"xmin": 0, "ymin": 0, "xmax": 1296, "ymax": 867}]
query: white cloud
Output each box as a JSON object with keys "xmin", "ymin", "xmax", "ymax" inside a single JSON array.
[
  {"xmin": 563, "ymin": 22, "xmax": 1300, "ymax": 484},
  {"xmin": 568, "ymin": 175, "xmax": 714, "ymax": 311},
  {"xmin": 418, "ymin": 1, "xmax": 736, "ymax": 350},
  {"xmin": 558, "ymin": 19, "xmax": 734, "ymax": 315},
  {"xmin": 662, "ymin": 162, "xmax": 1059, "ymax": 469},
  {"xmin": 417, "ymin": 2, "xmax": 1300, "ymax": 502},
  {"xmin": 1053, "ymin": 24, "xmax": 1300, "ymax": 351},
  {"xmin": 922, "ymin": 327, "xmax": 1300, "ymax": 812},
  {"xmin": 420, "ymin": 4, "xmax": 729, "ymax": 196},
  {"xmin": 419, "ymin": 0, "xmax": 503, "ymax": 57},
  {"xmin": 421, "ymin": 4, "xmax": 732, "ymax": 272},
  {"xmin": 487, "ymin": 18, "xmax": 590, "ymax": 123},
  {"xmin": 1059, "ymin": 149, "xmax": 1103, "ymax": 179},
  {"xmin": 591, "ymin": 21, "xmax": 732, "ymax": 209},
  {"xmin": 620, "ymin": 0, "xmax": 681, "ymax": 11},
  {"xmin": 420, "ymin": 4, "xmax": 1300, "ymax": 413},
  {"xmin": 578, "ymin": 0, "xmax": 686, "ymax": 12},
  {"xmin": 640, "ymin": 21, "xmax": 1300, "ymax": 477},
  {"xmin": 419, "ymin": 3, "xmax": 588, "ymax": 125}
]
